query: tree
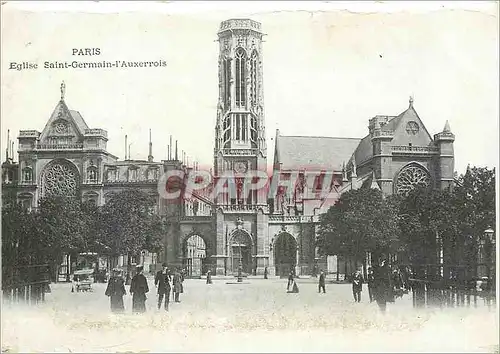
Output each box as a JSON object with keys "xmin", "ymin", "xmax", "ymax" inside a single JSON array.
[
  {"xmin": 100, "ymin": 189, "xmax": 164, "ymax": 279},
  {"xmin": 35, "ymin": 196, "xmax": 89, "ymax": 280},
  {"xmin": 396, "ymin": 166, "xmax": 495, "ymax": 281},
  {"xmin": 455, "ymin": 166, "xmax": 496, "ymax": 240},
  {"xmin": 317, "ymin": 188, "xmax": 401, "ymax": 271}
]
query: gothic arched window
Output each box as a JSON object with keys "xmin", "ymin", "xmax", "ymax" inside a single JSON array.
[
  {"xmin": 223, "ymin": 115, "xmax": 231, "ymax": 148},
  {"xmin": 235, "ymin": 48, "xmax": 247, "ymax": 107},
  {"xmin": 223, "ymin": 58, "xmax": 231, "ymax": 108},
  {"xmin": 250, "ymin": 50, "xmax": 258, "ymax": 107},
  {"xmin": 42, "ymin": 160, "xmax": 79, "ymax": 197},
  {"xmin": 395, "ymin": 163, "xmax": 432, "ymax": 195},
  {"xmin": 250, "ymin": 115, "xmax": 257, "ymax": 148},
  {"xmin": 234, "ymin": 113, "xmax": 248, "ymax": 141}
]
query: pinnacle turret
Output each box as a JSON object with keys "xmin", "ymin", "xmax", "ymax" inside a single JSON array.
[{"xmin": 443, "ymin": 120, "xmax": 451, "ymax": 133}]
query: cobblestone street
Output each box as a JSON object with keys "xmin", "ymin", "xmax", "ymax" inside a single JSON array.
[{"xmin": 2, "ymin": 277, "xmax": 497, "ymax": 353}]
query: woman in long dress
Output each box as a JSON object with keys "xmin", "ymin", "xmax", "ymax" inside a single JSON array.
[
  {"xmin": 130, "ymin": 266, "xmax": 149, "ymax": 313},
  {"xmin": 105, "ymin": 269, "xmax": 126, "ymax": 313}
]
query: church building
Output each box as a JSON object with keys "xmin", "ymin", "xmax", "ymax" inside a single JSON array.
[{"xmin": 2, "ymin": 18, "xmax": 455, "ymax": 279}]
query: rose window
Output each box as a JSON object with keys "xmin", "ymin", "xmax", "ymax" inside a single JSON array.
[
  {"xmin": 42, "ymin": 161, "xmax": 79, "ymax": 197},
  {"xmin": 405, "ymin": 121, "xmax": 419, "ymax": 135},
  {"xmin": 395, "ymin": 164, "xmax": 431, "ymax": 195}
]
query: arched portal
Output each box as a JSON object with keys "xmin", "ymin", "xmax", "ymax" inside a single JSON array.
[
  {"xmin": 228, "ymin": 229, "xmax": 253, "ymax": 275},
  {"xmin": 274, "ymin": 232, "xmax": 297, "ymax": 277},
  {"xmin": 182, "ymin": 235, "xmax": 207, "ymax": 277}
]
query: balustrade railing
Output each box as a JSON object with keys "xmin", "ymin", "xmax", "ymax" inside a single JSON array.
[
  {"xmin": 392, "ymin": 145, "xmax": 439, "ymax": 153},
  {"xmin": 36, "ymin": 143, "xmax": 84, "ymax": 150},
  {"xmin": 222, "ymin": 149, "xmax": 259, "ymax": 156},
  {"xmin": 84, "ymin": 129, "xmax": 108, "ymax": 137},
  {"xmin": 19, "ymin": 130, "xmax": 40, "ymax": 137},
  {"xmin": 268, "ymin": 215, "xmax": 317, "ymax": 223}
]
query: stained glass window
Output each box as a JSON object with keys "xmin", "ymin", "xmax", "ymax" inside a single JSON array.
[{"xmin": 395, "ymin": 164, "xmax": 431, "ymax": 195}]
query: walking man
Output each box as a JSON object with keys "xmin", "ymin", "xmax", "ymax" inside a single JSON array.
[
  {"xmin": 130, "ymin": 265, "xmax": 149, "ymax": 313},
  {"xmin": 318, "ymin": 269, "xmax": 326, "ymax": 293},
  {"xmin": 264, "ymin": 267, "xmax": 268, "ymax": 280},
  {"xmin": 352, "ymin": 269, "xmax": 364, "ymax": 302},
  {"xmin": 154, "ymin": 263, "xmax": 171, "ymax": 311},
  {"xmin": 206, "ymin": 269, "xmax": 213, "ymax": 284}
]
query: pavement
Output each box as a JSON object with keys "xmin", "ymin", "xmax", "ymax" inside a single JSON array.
[{"xmin": 2, "ymin": 278, "xmax": 498, "ymax": 353}]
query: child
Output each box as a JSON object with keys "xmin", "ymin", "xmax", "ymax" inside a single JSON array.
[{"xmin": 352, "ymin": 270, "xmax": 364, "ymax": 303}]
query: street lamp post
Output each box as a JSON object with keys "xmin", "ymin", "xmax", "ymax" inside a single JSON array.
[{"xmin": 484, "ymin": 227, "xmax": 495, "ymax": 292}]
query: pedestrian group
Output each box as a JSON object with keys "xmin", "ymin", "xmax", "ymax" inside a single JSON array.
[
  {"xmin": 105, "ymin": 256, "xmax": 410, "ymax": 314},
  {"xmin": 105, "ymin": 263, "xmax": 186, "ymax": 314}
]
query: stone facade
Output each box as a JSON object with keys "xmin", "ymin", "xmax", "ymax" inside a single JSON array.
[{"xmin": 2, "ymin": 18, "xmax": 456, "ymax": 279}]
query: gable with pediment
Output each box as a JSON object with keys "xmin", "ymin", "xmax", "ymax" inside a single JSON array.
[{"xmin": 38, "ymin": 100, "xmax": 88, "ymax": 146}]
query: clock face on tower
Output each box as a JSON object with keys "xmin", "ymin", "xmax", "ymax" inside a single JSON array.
[{"xmin": 234, "ymin": 161, "xmax": 247, "ymax": 173}]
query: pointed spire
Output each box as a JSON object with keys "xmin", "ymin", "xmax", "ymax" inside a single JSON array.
[
  {"xmin": 11, "ymin": 141, "xmax": 14, "ymax": 163},
  {"xmin": 443, "ymin": 120, "xmax": 451, "ymax": 133},
  {"xmin": 409, "ymin": 95, "xmax": 414, "ymax": 108},
  {"xmin": 148, "ymin": 129, "xmax": 153, "ymax": 162},
  {"xmin": 60, "ymin": 81, "xmax": 66, "ymax": 101}
]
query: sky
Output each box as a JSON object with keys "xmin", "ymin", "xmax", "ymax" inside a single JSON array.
[{"xmin": 1, "ymin": 1, "xmax": 498, "ymax": 175}]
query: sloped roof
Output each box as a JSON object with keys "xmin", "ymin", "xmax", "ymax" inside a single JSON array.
[
  {"xmin": 276, "ymin": 135, "xmax": 361, "ymax": 171},
  {"xmin": 39, "ymin": 100, "xmax": 89, "ymax": 142},
  {"xmin": 353, "ymin": 104, "xmax": 429, "ymax": 166},
  {"xmin": 354, "ymin": 134, "xmax": 372, "ymax": 166},
  {"xmin": 69, "ymin": 110, "xmax": 89, "ymax": 133}
]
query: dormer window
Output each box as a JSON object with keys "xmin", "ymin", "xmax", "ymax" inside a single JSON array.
[
  {"xmin": 128, "ymin": 166, "xmax": 139, "ymax": 182},
  {"xmin": 107, "ymin": 168, "xmax": 118, "ymax": 182},
  {"xmin": 147, "ymin": 167, "xmax": 159, "ymax": 181}
]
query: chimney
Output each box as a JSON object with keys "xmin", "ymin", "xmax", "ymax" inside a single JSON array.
[
  {"xmin": 125, "ymin": 134, "xmax": 128, "ymax": 160},
  {"xmin": 148, "ymin": 129, "xmax": 153, "ymax": 162},
  {"xmin": 175, "ymin": 140, "xmax": 178, "ymax": 161},
  {"xmin": 169, "ymin": 135, "xmax": 173, "ymax": 160}
]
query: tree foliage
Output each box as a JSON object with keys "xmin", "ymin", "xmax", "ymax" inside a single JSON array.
[
  {"xmin": 100, "ymin": 189, "xmax": 164, "ymax": 257},
  {"xmin": 317, "ymin": 188, "xmax": 400, "ymax": 262},
  {"xmin": 2, "ymin": 188, "xmax": 165, "ymax": 277},
  {"xmin": 317, "ymin": 166, "xmax": 495, "ymax": 267}
]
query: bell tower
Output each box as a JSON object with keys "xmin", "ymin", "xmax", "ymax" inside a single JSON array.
[
  {"xmin": 214, "ymin": 19, "xmax": 267, "ymax": 190},
  {"xmin": 212, "ymin": 19, "xmax": 270, "ymax": 277}
]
